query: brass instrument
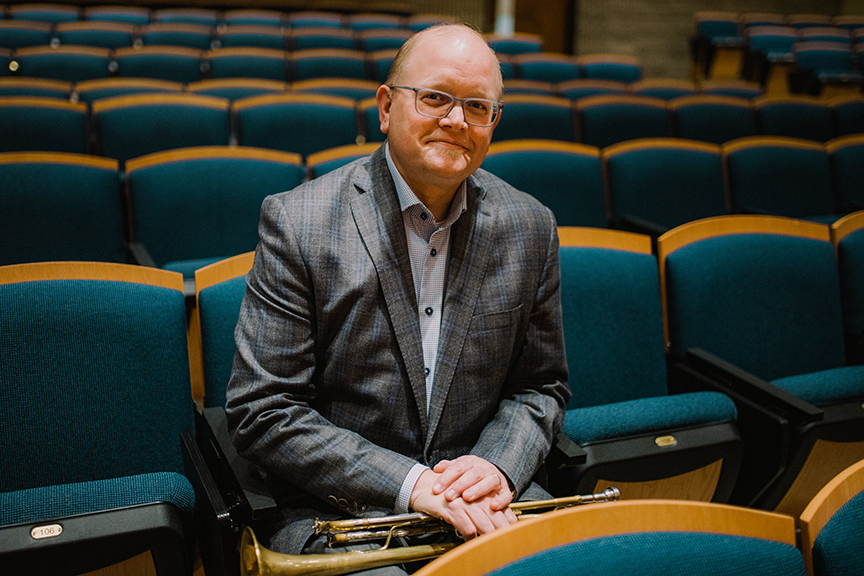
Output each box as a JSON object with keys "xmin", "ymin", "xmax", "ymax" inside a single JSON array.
[{"xmin": 240, "ymin": 487, "xmax": 620, "ymax": 576}]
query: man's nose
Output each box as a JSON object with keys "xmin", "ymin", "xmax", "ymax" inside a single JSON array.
[{"xmin": 440, "ymin": 101, "xmax": 468, "ymax": 127}]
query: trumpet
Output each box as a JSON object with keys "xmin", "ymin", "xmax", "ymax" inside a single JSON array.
[{"xmin": 240, "ymin": 487, "xmax": 620, "ymax": 576}]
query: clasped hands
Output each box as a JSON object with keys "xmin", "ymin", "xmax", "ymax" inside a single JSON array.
[{"xmin": 408, "ymin": 455, "xmax": 517, "ymax": 540}]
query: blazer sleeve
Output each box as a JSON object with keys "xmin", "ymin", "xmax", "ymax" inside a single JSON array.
[{"xmin": 225, "ymin": 192, "xmax": 419, "ymax": 513}]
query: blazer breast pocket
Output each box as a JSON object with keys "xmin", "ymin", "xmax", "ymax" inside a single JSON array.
[{"xmin": 460, "ymin": 304, "xmax": 524, "ymax": 385}]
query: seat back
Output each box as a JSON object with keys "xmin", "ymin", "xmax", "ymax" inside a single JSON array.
[
  {"xmin": 513, "ymin": 52, "xmax": 580, "ymax": 83},
  {"xmin": 577, "ymin": 53, "xmax": 643, "ymax": 82},
  {"xmin": 576, "ymin": 94, "xmax": 671, "ymax": 148},
  {"xmin": 482, "ymin": 140, "xmax": 606, "ymax": 228},
  {"xmin": 124, "ymin": 146, "xmax": 304, "ymax": 270},
  {"xmin": 139, "ymin": 22, "xmax": 215, "ymax": 50},
  {"xmin": 826, "ymin": 134, "xmax": 864, "ymax": 212},
  {"xmin": 491, "ymin": 94, "xmax": 576, "ymax": 142},
  {"xmin": 670, "ymin": 95, "xmax": 756, "ymax": 144},
  {"xmin": 55, "ymin": 21, "xmax": 136, "ymax": 49},
  {"xmin": 305, "ymin": 142, "xmax": 379, "ymax": 179},
  {"xmin": 0, "ymin": 77, "xmax": 71, "ymax": 98},
  {"xmin": 0, "ymin": 20, "xmax": 53, "ymax": 49},
  {"xmin": 13, "ymin": 45, "xmax": 113, "ymax": 82},
  {"xmin": 630, "ymin": 78, "xmax": 697, "ymax": 100},
  {"xmin": 413, "ymin": 500, "xmax": 804, "ymax": 576},
  {"xmin": 556, "ymin": 79, "xmax": 629, "ymax": 100},
  {"xmin": 723, "ymin": 136, "xmax": 837, "ymax": 218},
  {"xmin": 92, "ymin": 93, "xmax": 231, "ymax": 164},
  {"xmin": 205, "ymin": 46, "xmax": 288, "ymax": 80},
  {"xmin": 187, "ymin": 77, "xmax": 289, "ymax": 101},
  {"xmin": 0, "ymin": 152, "xmax": 125, "ymax": 264},
  {"xmin": 0, "ymin": 96, "xmax": 88, "ymax": 153},
  {"xmin": 754, "ymin": 95, "xmax": 834, "ymax": 142},
  {"xmin": 289, "ymin": 48, "xmax": 368, "ymax": 80},
  {"xmin": 357, "ymin": 28, "xmax": 412, "ymax": 52},
  {"xmin": 233, "ymin": 92, "xmax": 360, "ymax": 158},
  {"xmin": 72, "ymin": 77, "xmax": 185, "ymax": 103},
  {"xmin": 0, "ymin": 262, "xmax": 193, "ymax": 493},
  {"xmin": 831, "ymin": 211, "xmax": 864, "ymax": 339},
  {"xmin": 485, "ymin": 32, "xmax": 544, "ymax": 55},
  {"xmin": 658, "ymin": 215, "xmax": 845, "ymax": 381},
  {"xmin": 217, "ymin": 24, "xmax": 288, "ymax": 50},
  {"xmin": 828, "ymin": 94, "xmax": 864, "ymax": 137},
  {"xmin": 605, "ymin": 138, "xmax": 727, "ymax": 233},
  {"xmin": 558, "ymin": 227, "xmax": 666, "ymax": 408},
  {"xmin": 83, "ymin": 5, "xmax": 151, "ymax": 25},
  {"xmin": 152, "ymin": 7, "xmax": 220, "ymax": 26},
  {"xmin": 114, "ymin": 45, "xmax": 205, "ymax": 83}
]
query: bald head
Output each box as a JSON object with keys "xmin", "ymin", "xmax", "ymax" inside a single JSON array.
[{"xmin": 385, "ymin": 24, "xmax": 504, "ymax": 100}]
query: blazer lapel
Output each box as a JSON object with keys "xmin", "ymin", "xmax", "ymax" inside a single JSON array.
[
  {"xmin": 350, "ymin": 149, "xmax": 430, "ymax": 433},
  {"xmin": 425, "ymin": 177, "xmax": 495, "ymax": 447}
]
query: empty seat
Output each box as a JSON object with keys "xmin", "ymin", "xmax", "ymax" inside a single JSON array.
[
  {"xmin": 12, "ymin": 45, "xmax": 113, "ymax": 82},
  {"xmin": 138, "ymin": 23, "xmax": 216, "ymax": 50},
  {"xmin": 288, "ymin": 27, "xmax": 356, "ymax": 50},
  {"xmin": 187, "ymin": 77, "xmax": 289, "ymax": 101},
  {"xmin": 502, "ymin": 79, "xmax": 556, "ymax": 96},
  {"xmin": 0, "ymin": 95, "xmax": 88, "ymax": 153},
  {"xmin": 0, "ymin": 152, "xmax": 124, "ymax": 264},
  {"xmin": 699, "ymin": 79, "xmax": 763, "ymax": 99},
  {"xmin": 485, "ymin": 32, "xmax": 544, "ymax": 55},
  {"xmin": 289, "ymin": 48, "xmax": 368, "ymax": 80},
  {"xmin": 205, "ymin": 47, "xmax": 288, "ymax": 81},
  {"xmin": 82, "ymin": 5, "xmax": 151, "ymax": 25},
  {"xmin": 577, "ymin": 53, "xmax": 642, "ymax": 82},
  {"xmin": 357, "ymin": 28, "xmax": 412, "ymax": 52},
  {"xmin": 367, "ymin": 48, "xmax": 397, "ymax": 83},
  {"xmin": 631, "ymin": 78, "xmax": 697, "ymax": 100},
  {"xmin": 345, "ymin": 12, "xmax": 403, "ymax": 31},
  {"xmin": 491, "ymin": 94, "xmax": 576, "ymax": 142},
  {"xmin": 305, "ymin": 142, "xmax": 380, "ymax": 179},
  {"xmin": 114, "ymin": 45, "xmax": 205, "ymax": 83},
  {"xmin": 576, "ymin": 94, "xmax": 671, "ymax": 148},
  {"xmin": 670, "ymin": 94, "xmax": 756, "ymax": 144},
  {"xmin": 513, "ymin": 52, "xmax": 580, "ymax": 83},
  {"xmin": 793, "ymin": 42, "xmax": 863, "ymax": 97},
  {"xmin": 827, "ymin": 134, "xmax": 864, "ymax": 212},
  {"xmin": 54, "ymin": 21, "xmax": 135, "ymax": 49},
  {"xmin": 754, "ymin": 95, "xmax": 834, "ymax": 142},
  {"xmin": 828, "ymin": 94, "xmax": 864, "ymax": 136},
  {"xmin": 692, "ymin": 11, "xmax": 745, "ymax": 82},
  {"xmin": 0, "ymin": 76, "xmax": 70, "ymax": 98},
  {"xmin": 221, "ymin": 9, "xmax": 285, "ymax": 28},
  {"xmin": 72, "ymin": 77, "xmax": 184, "ymax": 103},
  {"xmin": 292, "ymin": 77, "xmax": 379, "ymax": 99},
  {"xmin": 0, "ymin": 20, "xmax": 53, "ymax": 49},
  {"xmin": 285, "ymin": 11, "xmax": 344, "ymax": 29},
  {"xmin": 151, "ymin": 7, "xmax": 221, "ymax": 27},
  {"xmin": 831, "ymin": 210, "xmax": 864, "ymax": 363},
  {"xmin": 357, "ymin": 95, "xmax": 385, "ymax": 142},
  {"xmin": 556, "ymin": 78, "xmax": 629, "ymax": 100},
  {"xmin": 7, "ymin": 3, "xmax": 79, "ymax": 23},
  {"xmin": 217, "ymin": 24, "xmax": 288, "ymax": 50}
]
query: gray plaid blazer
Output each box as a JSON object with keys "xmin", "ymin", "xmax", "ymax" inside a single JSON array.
[{"xmin": 226, "ymin": 145, "xmax": 569, "ymax": 550}]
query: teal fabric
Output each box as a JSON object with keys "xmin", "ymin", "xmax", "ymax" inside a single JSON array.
[
  {"xmin": 57, "ymin": 28, "xmax": 135, "ymax": 49},
  {"xmin": 579, "ymin": 100, "xmax": 671, "ymax": 148},
  {"xmin": 0, "ymin": 100, "xmax": 88, "ymax": 153},
  {"xmin": 141, "ymin": 30, "xmax": 214, "ymax": 50},
  {"xmin": 491, "ymin": 100, "xmax": 577, "ymax": 142},
  {"xmin": 290, "ymin": 52, "xmax": 367, "ymax": 80},
  {"xmin": 489, "ymin": 38, "xmax": 543, "ymax": 55},
  {"xmin": 128, "ymin": 154, "xmax": 304, "ymax": 267},
  {"xmin": 115, "ymin": 51, "xmax": 203, "ymax": 83},
  {"xmin": 564, "ymin": 391, "xmax": 736, "ymax": 444},
  {"xmin": 0, "ymin": 472, "xmax": 195, "ymax": 525},
  {"xmin": 95, "ymin": 98, "xmax": 231, "ymax": 163},
  {"xmin": 219, "ymin": 30, "xmax": 287, "ymax": 50},
  {"xmin": 0, "ymin": 25, "xmax": 53, "ymax": 49},
  {"xmin": 772, "ymin": 364, "xmax": 864, "ymax": 407},
  {"xmin": 488, "ymin": 532, "xmax": 806, "ymax": 576},
  {"xmin": 236, "ymin": 99, "xmax": 359, "ymax": 157},
  {"xmin": 665, "ymin": 234, "xmax": 846, "ymax": 380},
  {"xmin": 77, "ymin": 85, "xmax": 181, "ymax": 102},
  {"xmin": 0, "ymin": 159, "xmax": 125, "ymax": 264},
  {"xmin": 812, "ymin": 489, "xmax": 864, "ymax": 576},
  {"xmin": 0, "ymin": 83, "xmax": 70, "ymax": 98},
  {"xmin": 480, "ymin": 149, "xmax": 607, "ymax": 227},
  {"xmin": 208, "ymin": 52, "xmax": 289, "ymax": 81},
  {"xmin": 673, "ymin": 99, "xmax": 757, "ymax": 144},
  {"xmin": 606, "ymin": 144, "xmax": 726, "ymax": 229},
  {"xmin": 559, "ymin": 246, "xmax": 667, "ymax": 409},
  {"xmin": 199, "ymin": 275, "xmax": 248, "ymax": 408},
  {"xmin": 828, "ymin": 141, "xmax": 864, "ymax": 210},
  {"xmin": 517, "ymin": 60, "xmax": 581, "ymax": 83},
  {"xmin": 0, "ymin": 279, "xmax": 193, "ymax": 493},
  {"xmin": 836, "ymin": 227, "xmax": 864, "ymax": 335},
  {"xmin": 831, "ymin": 99, "xmax": 864, "ymax": 136},
  {"xmin": 309, "ymin": 152, "xmax": 372, "ymax": 179},
  {"xmin": 757, "ymin": 100, "xmax": 834, "ymax": 142},
  {"xmin": 163, "ymin": 256, "xmax": 223, "ymax": 279},
  {"xmin": 191, "ymin": 85, "xmax": 285, "ymax": 101},
  {"xmin": 17, "ymin": 50, "xmax": 112, "ymax": 82},
  {"xmin": 580, "ymin": 62, "xmax": 643, "ymax": 82}
]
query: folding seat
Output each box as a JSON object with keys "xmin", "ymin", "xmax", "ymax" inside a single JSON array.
[
  {"xmin": 406, "ymin": 13, "xmax": 457, "ymax": 32},
  {"xmin": 285, "ymin": 11, "xmax": 344, "ymax": 29},
  {"xmin": 217, "ymin": 24, "xmax": 288, "ymax": 50},
  {"xmin": 368, "ymin": 48, "xmax": 397, "ymax": 83},
  {"xmin": 92, "ymin": 93, "xmax": 231, "ymax": 164},
  {"xmin": 305, "ymin": 141, "xmax": 379, "ymax": 179},
  {"xmin": 670, "ymin": 94, "xmax": 756, "ymax": 144},
  {"xmin": 630, "ymin": 78, "xmax": 697, "ymax": 100},
  {"xmin": 345, "ymin": 12, "xmax": 403, "ymax": 31},
  {"xmin": 512, "ymin": 52, "xmax": 580, "ymax": 83},
  {"xmin": 828, "ymin": 94, "xmax": 864, "ymax": 136},
  {"xmin": 124, "ymin": 146, "xmax": 304, "ymax": 284},
  {"xmin": 786, "ymin": 13, "xmax": 834, "ymax": 29},
  {"xmin": 502, "ymin": 79, "xmax": 555, "ymax": 96},
  {"xmin": 699, "ymin": 79, "xmax": 762, "ymax": 99},
  {"xmin": 0, "ymin": 96, "xmax": 88, "ymax": 153},
  {"xmin": 413, "ymin": 500, "xmax": 803, "ymax": 576},
  {"xmin": 497, "ymin": 53, "xmax": 515, "ymax": 80},
  {"xmin": 0, "ymin": 261, "xmax": 210, "ymax": 576},
  {"xmin": 799, "ymin": 459, "xmax": 864, "ymax": 576},
  {"xmin": 556, "ymin": 78, "xmax": 628, "ymax": 100},
  {"xmin": 691, "ymin": 11, "xmax": 745, "ymax": 82},
  {"xmin": 603, "ymin": 138, "xmax": 728, "ymax": 235},
  {"xmin": 82, "ymin": 5, "xmax": 151, "ymax": 25},
  {"xmin": 827, "ymin": 134, "xmax": 864, "ymax": 212},
  {"xmin": 0, "ymin": 152, "xmax": 124, "ymax": 264},
  {"xmin": 0, "ymin": 76, "xmax": 70, "ymax": 98},
  {"xmin": 0, "ymin": 20, "xmax": 53, "ymax": 49},
  {"xmin": 292, "ymin": 76, "xmax": 378, "ymax": 99},
  {"xmin": 288, "ymin": 26, "xmax": 356, "ymax": 50},
  {"xmin": 0, "ymin": 49, "xmax": 10, "ymax": 77},
  {"xmin": 357, "ymin": 95, "xmax": 386, "ymax": 142},
  {"xmin": 481, "ymin": 140, "xmax": 607, "ymax": 228},
  {"xmin": 659, "ymin": 214, "xmax": 864, "ymax": 517},
  {"xmin": 546, "ymin": 227, "xmax": 741, "ymax": 501},
  {"xmin": 12, "ymin": 45, "xmax": 113, "ymax": 82},
  {"xmin": 741, "ymin": 13, "xmax": 785, "ymax": 29},
  {"xmin": 490, "ymin": 94, "xmax": 576, "ymax": 143},
  {"xmin": 188, "ymin": 77, "xmax": 289, "ymax": 101},
  {"xmin": 7, "ymin": 2, "xmax": 79, "ymax": 23},
  {"xmin": 830, "ymin": 210, "xmax": 864, "ymax": 364},
  {"xmin": 233, "ymin": 92, "xmax": 360, "ymax": 158},
  {"xmin": 723, "ymin": 136, "xmax": 841, "ymax": 222},
  {"xmin": 221, "ymin": 9, "xmax": 286, "ymax": 28},
  {"xmin": 743, "ymin": 25, "xmax": 797, "ymax": 94},
  {"xmin": 575, "ymin": 94, "xmax": 671, "ymax": 149},
  {"xmin": 204, "ymin": 46, "xmax": 288, "ymax": 81},
  {"xmin": 54, "ymin": 21, "xmax": 135, "ymax": 49},
  {"xmin": 138, "ymin": 22, "xmax": 216, "ymax": 50},
  {"xmin": 289, "ymin": 48, "xmax": 368, "ymax": 80},
  {"xmin": 151, "ymin": 7, "xmax": 221, "ymax": 27},
  {"xmin": 793, "ymin": 42, "xmax": 863, "ymax": 98},
  {"xmin": 797, "ymin": 26, "xmax": 852, "ymax": 45},
  {"xmin": 753, "ymin": 95, "xmax": 834, "ymax": 141},
  {"xmin": 357, "ymin": 28, "xmax": 412, "ymax": 52},
  {"xmin": 485, "ymin": 32, "xmax": 544, "ymax": 55},
  {"xmin": 72, "ymin": 77, "xmax": 184, "ymax": 103},
  {"xmin": 577, "ymin": 53, "xmax": 642, "ymax": 83},
  {"xmin": 114, "ymin": 45, "xmax": 204, "ymax": 83}
]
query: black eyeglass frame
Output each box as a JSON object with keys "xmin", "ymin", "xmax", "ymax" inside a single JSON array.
[{"xmin": 388, "ymin": 85, "xmax": 503, "ymax": 127}]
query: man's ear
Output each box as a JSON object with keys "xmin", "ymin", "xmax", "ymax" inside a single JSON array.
[{"xmin": 376, "ymin": 84, "xmax": 392, "ymax": 135}]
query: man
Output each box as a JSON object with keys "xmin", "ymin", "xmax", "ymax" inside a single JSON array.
[{"xmin": 226, "ymin": 22, "xmax": 570, "ymax": 566}]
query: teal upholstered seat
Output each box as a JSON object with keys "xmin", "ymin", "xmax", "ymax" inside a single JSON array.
[
  {"xmin": 289, "ymin": 27, "xmax": 356, "ymax": 50},
  {"xmin": 0, "ymin": 152, "xmax": 124, "ymax": 265},
  {"xmin": 547, "ymin": 228, "xmax": 741, "ymax": 501},
  {"xmin": 576, "ymin": 94, "xmax": 671, "ymax": 148},
  {"xmin": 305, "ymin": 142, "xmax": 379, "ymax": 179},
  {"xmin": 828, "ymin": 95, "xmax": 864, "ymax": 137},
  {"xmin": 73, "ymin": 77, "xmax": 184, "ymax": 103},
  {"xmin": 831, "ymin": 210, "xmax": 864, "ymax": 364},
  {"xmin": 217, "ymin": 24, "xmax": 287, "ymax": 49},
  {"xmin": 827, "ymin": 134, "xmax": 864, "ymax": 212},
  {"xmin": 205, "ymin": 47, "xmax": 288, "ymax": 80},
  {"xmin": 0, "ymin": 95, "xmax": 88, "ymax": 153},
  {"xmin": 577, "ymin": 54, "xmax": 643, "ymax": 82},
  {"xmin": 491, "ymin": 94, "xmax": 576, "ymax": 142},
  {"xmin": 670, "ymin": 94, "xmax": 756, "ymax": 144},
  {"xmin": 481, "ymin": 140, "xmax": 607, "ymax": 228},
  {"xmin": 289, "ymin": 48, "xmax": 368, "ymax": 81},
  {"xmin": 55, "ymin": 21, "xmax": 136, "ymax": 49},
  {"xmin": 139, "ymin": 22, "xmax": 215, "ymax": 50},
  {"xmin": 754, "ymin": 95, "xmax": 834, "ymax": 142},
  {"xmin": 0, "ymin": 20, "xmax": 54, "ymax": 49},
  {"xmin": 13, "ymin": 45, "xmax": 113, "ymax": 82},
  {"xmin": 512, "ymin": 52, "xmax": 580, "ymax": 83},
  {"xmin": 603, "ymin": 138, "xmax": 727, "ymax": 235},
  {"xmin": 114, "ymin": 45, "xmax": 204, "ymax": 83},
  {"xmin": 0, "ymin": 77, "xmax": 71, "ymax": 98},
  {"xmin": 486, "ymin": 33, "xmax": 544, "ymax": 55}
]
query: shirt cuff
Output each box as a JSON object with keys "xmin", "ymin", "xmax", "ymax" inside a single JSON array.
[{"xmin": 395, "ymin": 463, "xmax": 429, "ymax": 514}]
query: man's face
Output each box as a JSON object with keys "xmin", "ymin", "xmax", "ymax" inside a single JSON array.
[{"xmin": 376, "ymin": 30, "xmax": 501, "ymax": 198}]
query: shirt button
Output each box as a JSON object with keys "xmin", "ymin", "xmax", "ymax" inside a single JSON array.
[
  {"xmin": 430, "ymin": 248, "xmax": 437, "ymax": 257},
  {"xmin": 425, "ymin": 367, "xmax": 430, "ymax": 376},
  {"xmin": 425, "ymin": 307, "xmax": 433, "ymax": 316},
  {"xmin": 420, "ymin": 213, "xmax": 428, "ymax": 221}
]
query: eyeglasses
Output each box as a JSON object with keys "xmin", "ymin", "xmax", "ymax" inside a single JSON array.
[{"xmin": 389, "ymin": 86, "xmax": 502, "ymax": 127}]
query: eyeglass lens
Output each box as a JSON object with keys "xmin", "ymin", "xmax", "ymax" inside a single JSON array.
[{"xmin": 414, "ymin": 88, "xmax": 498, "ymax": 126}]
